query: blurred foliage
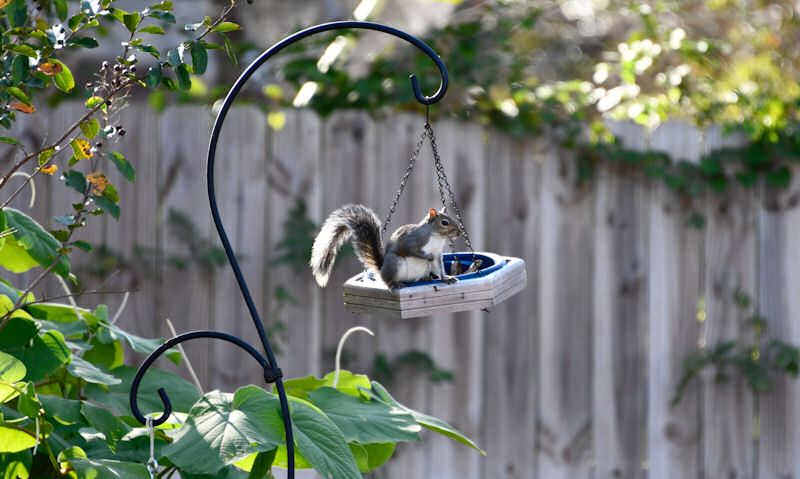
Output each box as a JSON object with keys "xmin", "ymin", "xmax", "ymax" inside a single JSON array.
[
  {"xmin": 673, "ymin": 288, "xmax": 800, "ymax": 406},
  {"xmin": 241, "ymin": 0, "xmax": 800, "ymax": 197}
]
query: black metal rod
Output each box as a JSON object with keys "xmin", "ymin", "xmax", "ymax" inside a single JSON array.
[
  {"xmin": 130, "ymin": 21, "xmax": 449, "ymax": 479},
  {"xmin": 129, "ymin": 330, "xmax": 269, "ymax": 426}
]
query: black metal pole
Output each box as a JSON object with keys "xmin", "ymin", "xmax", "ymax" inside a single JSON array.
[{"xmin": 131, "ymin": 21, "xmax": 449, "ymax": 479}]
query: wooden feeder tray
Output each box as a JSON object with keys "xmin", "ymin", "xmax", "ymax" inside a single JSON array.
[{"xmin": 342, "ymin": 252, "xmax": 527, "ymax": 319}]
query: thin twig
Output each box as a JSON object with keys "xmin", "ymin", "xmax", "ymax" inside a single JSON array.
[{"xmin": 165, "ymin": 318, "xmax": 204, "ymax": 394}]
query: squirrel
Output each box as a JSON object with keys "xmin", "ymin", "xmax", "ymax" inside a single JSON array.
[{"xmin": 310, "ymin": 204, "xmax": 461, "ymax": 290}]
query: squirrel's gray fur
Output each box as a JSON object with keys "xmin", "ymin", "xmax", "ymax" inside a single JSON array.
[
  {"xmin": 310, "ymin": 204, "xmax": 384, "ymax": 287},
  {"xmin": 310, "ymin": 203, "xmax": 460, "ymax": 289}
]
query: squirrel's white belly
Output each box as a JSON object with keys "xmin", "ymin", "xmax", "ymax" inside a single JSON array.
[
  {"xmin": 394, "ymin": 236, "xmax": 447, "ymax": 282},
  {"xmin": 395, "ymin": 257, "xmax": 432, "ymax": 282}
]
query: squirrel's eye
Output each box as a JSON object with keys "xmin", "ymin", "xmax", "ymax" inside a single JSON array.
[{"xmin": 441, "ymin": 220, "xmax": 449, "ymax": 226}]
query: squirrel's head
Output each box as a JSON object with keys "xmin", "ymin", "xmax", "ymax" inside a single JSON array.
[{"xmin": 426, "ymin": 208, "xmax": 460, "ymax": 238}]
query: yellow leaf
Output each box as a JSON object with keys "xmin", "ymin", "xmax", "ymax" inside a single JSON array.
[
  {"xmin": 71, "ymin": 138, "xmax": 92, "ymax": 160},
  {"xmin": 0, "ymin": 0, "xmax": 10, "ymax": 7},
  {"xmin": 267, "ymin": 111, "xmax": 286, "ymax": 131},
  {"xmin": 9, "ymin": 103, "xmax": 34, "ymax": 114},
  {"xmin": 86, "ymin": 172, "xmax": 108, "ymax": 195},
  {"xmin": 41, "ymin": 165, "xmax": 57, "ymax": 175}
]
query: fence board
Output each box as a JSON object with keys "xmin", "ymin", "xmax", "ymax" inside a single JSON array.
[
  {"xmin": 425, "ymin": 118, "xmax": 489, "ymax": 479},
  {"xmin": 702, "ymin": 126, "xmax": 754, "ymax": 479},
  {"xmin": 757, "ymin": 170, "xmax": 800, "ymax": 479},
  {"xmin": 538, "ymin": 142, "xmax": 594, "ymax": 479},
  {"xmin": 480, "ymin": 131, "xmax": 539, "ymax": 479},
  {"xmin": 156, "ymin": 106, "xmax": 216, "ymax": 386},
  {"xmin": 647, "ymin": 122, "xmax": 703, "ymax": 479},
  {"xmin": 593, "ymin": 122, "xmax": 649, "ymax": 479},
  {"xmin": 265, "ymin": 109, "xmax": 324, "ymax": 379}
]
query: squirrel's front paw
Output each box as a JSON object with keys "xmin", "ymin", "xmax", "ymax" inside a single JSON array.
[{"xmin": 442, "ymin": 275, "xmax": 458, "ymax": 284}]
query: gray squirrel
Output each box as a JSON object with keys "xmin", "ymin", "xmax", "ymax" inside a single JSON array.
[{"xmin": 310, "ymin": 204, "xmax": 461, "ymax": 289}]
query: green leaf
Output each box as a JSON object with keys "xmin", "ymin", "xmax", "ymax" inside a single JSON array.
[
  {"xmin": 85, "ymin": 96, "xmax": 105, "ymax": 110},
  {"xmin": 54, "ymin": 0, "xmax": 68, "ymax": 20},
  {"xmin": 222, "ymin": 34, "xmax": 236, "ymax": 64},
  {"xmin": 98, "ymin": 322, "xmax": 178, "ymax": 364},
  {"xmin": 16, "ymin": 383, "xmax": 38, "ymax": 418},
  {"xmin": 26, "ymin": 302, "xmax": 90, "ymax": 323},
  {"xmin": 51, "ymin": 60, "xmax": 75, "ymax": 93},
  {"xmin": 289, "ymin": 397, "xmax": 362, "ymax": 479},
  {"xmin": 82, "ymin": 339, "xmax": 123, "ymax": 369},
  {"xmin": 5, "ymin": 87, "xmax": 30, "ymax": 105},
  {"xmin": 349, "ymin": 442, "xmax": 395, "ymax": 472},
  {"xmin": 365, "ymin": 381, "xmax": 486, "ymax": 455},
  {"xmin": 92, "ymin": 195, "xmax": 120, "ymax": 219},
  {"xmin": 307, "ymin": 387, "xmax": 421, "ymax": 444},
  {"xmin": 68, "ymin": 37, "xmax": 99, "ymax": 48},
  {"xmin": 72, "ymin": 240, "xmax": 92, "ymax": 252},
  {"xmin": 0, "ymin": 351, "xmax": 25, "ymax": 403},
  {"xmin": 38, "ymin": 148, "xmax": 55, "ymax": 166},
  {"xmin": 138, "ymin": 25, "xmax": 164, "ymax": 34},
  {"xmin": 122, "ymin": 12, "xmax": 141, "ymax": 33},
  {"xmin": 163, "ymin": 387, "xmax": 284, "ymax": 474},
  {"xmin": 0, "ymin": 137, "xmax": 22, "ymax": 147},
  {"xmin": 190, "ymin": 41, "xmax": 207, "ymax": 75},
  {"xmin": 0, "ymin": 450, "xmax": 31, "ymax": 479},
  {"xmin": 85, "ymin": 365, "xmax": 200, "ymax": 417},
  {"xmin": 146, "ymin": 10, "xmax": 176, "ymax": 23},
  {"xmin": 11, "ymin": 55, "xmax": 28, "ymax": 84},
  {"xmin": 80, "ymin": 118, "xmax": 100, "ymax": 140},
  {"xmin": 59, "ymin": 446, "xmax": 147, "ymax": 479},
  {"xmin": 0, "ymin": 238, "xmax": 39, "ymax": 274},
  {"xmin": 81, "ymin": 402, "xmax": 131, "ymax": 451},
  {"xmin": 167, "ymin": 47, "xmax": 182, "ymax": 66},
  {"xmin": 107, "ymin": 152, "xmax": 135, "ymax": 181},
  {"xmin": 3, "ymin": 0, "xmax": 28, "ymax": 28},
  {"xmin": 0, "ymin": 426, "xmax": 36, "ymax": 453},
  {"xmin": 39, "ymin": 395, "xmax": 84, "ymax": 425},
  {"xmin": 210, "ymin": 22, "xmax": 241, "ymax": 33},
  {"xmin": 62, "ymin": 170, "xmax": 87, "ymax": 193},
  {"xmin": 248, "ymin": 449, "xmax": 276, "ymax": 479},
  {"xmin": 68, "ymin": 12, "xmax": 86, "ymax": 31},
  {"xmin": 0, "ymin": 318, "xmax": 70, "ymax": 382},
  {"xmin": 134, "ymin": 43, "xmax": 160, "ymax": 59},
  {"xmin": 175, "ymin": 63, "xmax": 191, "ymax": 90},
  {"xmin": 3, "ymin": 44, "xmax": 36, "ymax": 58},
  {"xmin": 4, "ymin": 208, "xmax": 70, "ymax": 278},
  {"xmin": 67, "ymin": 356, "xmax": 121, "ymax": 385}
]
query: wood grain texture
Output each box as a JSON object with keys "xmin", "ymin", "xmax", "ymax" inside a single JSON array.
[
  {"xmin": 593, "ymin": 122, "xmax": 649, "ymax": 479},
  {"xmin": 702, "ymin": 125, "xmax": 754, "ymax": 479},
  {"xmin": 481, "ymin": 131, "xmax": 540, "ymax": 479},
  {"xmin": 647, "ymin": 121, "xmax": 703, "ymax": 479},
  {"xmin": 757, "ymin": 167, "xmax": 800, "ymax": 479}
]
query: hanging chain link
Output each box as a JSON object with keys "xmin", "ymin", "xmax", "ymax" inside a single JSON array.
[
  {"xmin": 425, "ymin": 122, "xmax": 475, "ymax": 257},
  {"xmin": 382, "ymin": 128, "xmax": 426, "ymax": 234},
  {"xmin": 382, "ymin": 119, "xmax": 477, "ymax": 271},
  {"xmin": 146, "ymin": 416, "xmax": 158, "ymax": 479}
]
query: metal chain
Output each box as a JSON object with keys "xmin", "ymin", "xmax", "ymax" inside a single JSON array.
[
  {"xmin": 425, "ymin": 122, "xmax": 475, "ymax": 256},
  {"xmin": 382, "ymin": 128, "xmax": 426, "ymax": 234}
]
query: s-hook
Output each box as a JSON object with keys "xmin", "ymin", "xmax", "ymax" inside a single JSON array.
[{"xmin": 129, "ymin": 21, "xmax": 449, "ymax": 479}]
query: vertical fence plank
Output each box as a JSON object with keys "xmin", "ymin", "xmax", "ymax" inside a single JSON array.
[
  {"xmin": 102, "ymin": 103, "xmax": 160, "ymax": 339},
  {"xmin": 538, "ymin": 142, "xmax": 594, "ymax": 479},
  {"xmin": 318, "ymin": 111, "xmax": 378, "ymax": 376},
  {"xmin": 210, "ymin": 107, "xmax": 269, "ymax": 389},
  {"xmin": 156, "ymin": 106, "xmax": 216, "ymax": 386},
  {"xmin": 426, "ymin": 119, "xmax": 489, "ymax": 479},
  {"xmin": 702, "ymin": 126, "xmax": 755, "ymax": 479},
  {"xmin": 593, "ymin": 122, "xmax": 649, "ymax": 479},
  {"xmin": 647, "ymin": 121, "xmax": 703, "ymax": 479},
  {"xmin": 371, "ymin": 113, "xmax": 431, "ymax": 479},
  {"xmin": 757, "ymin": 169, "xmax": 800, "ymax": 479},
  {"xmin": 480, "ymin": 131, "xmax": 539, "ymax": 479},
  {"xmin": 265, "ymin": 108, "xmax": 324, "ymax": 379}
]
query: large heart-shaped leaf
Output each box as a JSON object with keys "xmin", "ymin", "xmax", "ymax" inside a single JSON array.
[
  {"xmin": 307, "ymin": 386, "xmax": 420, "ymax": 444},
  {"xmin": 163, "ymin": 387, "xmax": 284, "ymax": 474},
  {"xmin": 58, "ymin": 446, "xmax": 147, "ymax": 479},
  {"xmin": 67, "ymin": 356, "xmax": 121, "ymax": 385},
  {"xmin": 0, "ymin": 317, "xmax": 70, "ymax": 381},
  {"xmin": 85, "ymin": 366, "xmax": 199, "ymax": 417},
  {"xmin": 0, "ymin": 350, "xmax": 26, "ymax": 403},
  {"xmin": 0, "ymin": 426, "xmax": 36, "ymax": 453},
  {"xmin": 4, "ymin": 208, "xmax": 70, "ymax": 278},
  {"xmin": 289, "ymin": 397, "xmax": 361, "ymax": 479},
  {"xmin": 364, "ymin": 381, "xmax": 485, "ymax": 455}
]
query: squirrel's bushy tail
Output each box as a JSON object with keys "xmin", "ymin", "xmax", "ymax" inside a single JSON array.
[{"xmin": 310, "ymin": 204, "xmax": 384, "ymax": 287}]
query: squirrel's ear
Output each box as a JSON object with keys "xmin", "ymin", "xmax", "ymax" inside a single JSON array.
[
  {"xmin": 428, "ymin": 208, "xmax": 437, "ymax": 220},
  {"xmin": 439, "ymin": 206, "xmax": 447, "ymax": 214}
]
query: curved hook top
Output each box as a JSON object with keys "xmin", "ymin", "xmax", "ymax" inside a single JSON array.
[{"xmin": 206, "ymin": 21, "xmax": 449, "ymax": 367}]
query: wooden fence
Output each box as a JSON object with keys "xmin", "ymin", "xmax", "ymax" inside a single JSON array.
[{"xmin": 4, "ymin": 103, "xmax": 800, "ymax": 479}]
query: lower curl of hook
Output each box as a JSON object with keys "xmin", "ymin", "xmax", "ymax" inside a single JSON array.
[{"xmin": 129, "ymin": 330, "xmax": 269, "ymax": 426}]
